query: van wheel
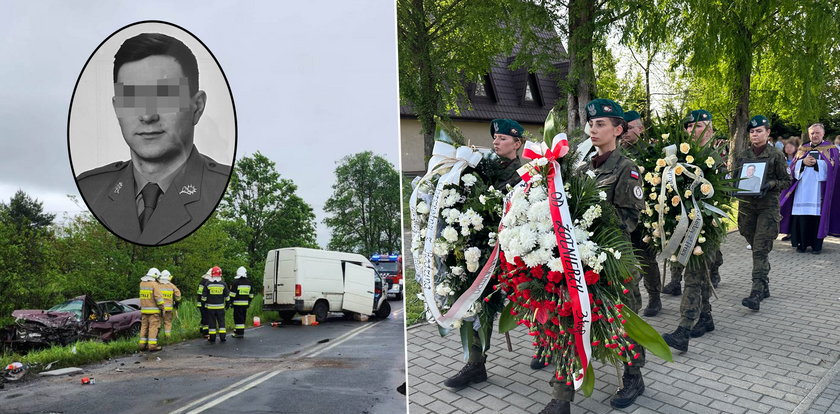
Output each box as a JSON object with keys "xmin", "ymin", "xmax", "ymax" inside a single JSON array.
[
  {"xmin": 279, "ymin": 311, "xmax": 296, "ymax": 322},
  {"xmin": 313, "ymin": 301, "xmax": 329, "ymax": 323},
  {"xmin": 375, "ymin": 301, "xmax": 392, "ymax": 319}
]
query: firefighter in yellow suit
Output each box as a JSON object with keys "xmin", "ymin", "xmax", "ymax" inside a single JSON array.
[
  {"xmin": 158, "ymin": 270, "xmax": 182, "ymax": 339},
  {"xmin": 139, "ymin": 267, "xmax": 165, "ymax": 351}
]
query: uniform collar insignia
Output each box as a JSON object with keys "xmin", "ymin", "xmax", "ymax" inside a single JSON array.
[
  {"xmin": 180, "ymin": 184, "xmax": 197, "ymax": 195},
  {"xmin": 114, "ymin": 182, "xmax": 123, "ymax": 194}
]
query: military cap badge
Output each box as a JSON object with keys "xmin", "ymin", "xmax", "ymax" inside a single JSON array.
[
  {"xmin": 587, "ymin": 104, "xmax": 596, "ymax": 116},
  {"xmin": 180, "ymin": 184, "xmax": 197, "ymax": 195}
]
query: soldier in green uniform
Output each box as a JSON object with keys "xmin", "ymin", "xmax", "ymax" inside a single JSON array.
[
  {"xmin": 735, "ymin": 115, "xmax": 790, "ymax": 311},
  {"xmin": 443, "ymin": 118, "xmax": 526, "ymax": 388},
  {"xmin": 541, "ymin": 99, "xmax": 647, "ymax": 413},
  {"xmin": 620, "ymin": 110, "xmax": 662, "ymax": 316},
  {"xmin": 74, "ymin": 32, "xmax": 230, "ymax": 245},
  {"xmin": 662, "ymin": 110, "xmax": 725, "ymax": 297}
]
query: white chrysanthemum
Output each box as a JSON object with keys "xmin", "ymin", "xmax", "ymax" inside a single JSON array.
[
  {"xmin": 612, "ymin": 250, "xmax": 622, "ymax": 260},
  {"xmin": 698, "ymin": 237, "xmax": 706, "ymax": 243},
  {"xmin": 523, "ymin": 248, "xmax": 552, "ymax": 267},
  {"xmin": 539, "ymin": 232, "xmax": 557, "ymax": 250},
  {"xmin": 642, "ymin": 235, "xmax": 651, "ymax": 243},
  {"xmin": 435, "ymin": 284, "xmax": 451, "ymax": 296},
  {"xmin": 527, "ymin": 200, "xmax": 551, "ymax": 223},
  {"xmin": 528, "ymin": 186, "xmax": 547, "ymax": 203},
  {"xmin": 416, "ymin": 201, "xmax": 430, "ymax": 214},
  {"xmin": 465, "ymin": 246, "xmax": 481, "ymax": 272},
  {"xmin": 433, "ymin": 241, "xmax": 449, "ymax": 257},
  {"xmin": 479, "ymin": 194, "xmax": 487, "ymax": 204},
  {"xmin": 452, "ymin": 319, "xmax": 462, "ymax": 329},
  {"xmin": 599, "ymin": 191, "xmax": 607, "ymax": 201},
  {"xmin": 536, "ymin": 157, "xmax": 549, "ymax": 166},
  {"xmin": 451, "ymin": 266, "xmax": 464, "ymax": 276},
  {"xmin": 461, "ymin": 174, "xmax": 477, "ymax": 187},
  {"xmin": 573, "ymin": 226, "xmax": 590, "ymax": 243},
  {"xmin": 442, "ymin": 226, "xmax": 458, "ymax": 243},
  {"xmin": 547, "ymin": 257, "xmax": 564, "ymax": 272}
]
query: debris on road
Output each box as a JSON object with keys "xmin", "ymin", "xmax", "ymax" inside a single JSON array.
[{"xmin": 39, "ymin": 367, "xmax": 84, "ymax": 377}]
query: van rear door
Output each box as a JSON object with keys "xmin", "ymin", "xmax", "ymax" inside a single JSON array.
[{"xmin": 343, "ymin": 263, "xmax": 374, "ymax": 315}]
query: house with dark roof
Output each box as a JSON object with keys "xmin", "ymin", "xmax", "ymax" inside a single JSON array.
[{"xmin": 400, "ymin": 44, "xmax": 568, "ymax": 175}]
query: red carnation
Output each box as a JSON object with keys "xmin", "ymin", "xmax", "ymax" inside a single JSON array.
[
  {"xmin": 547, "ymin": 271, "xmax": 564, "ymax": 283},
  {"xmin": 531, "ymin": 266, "xmax": 545, "ymax": 280},
  {"xmin": 558, "ymin": 301, "xmax": 573, "ymax": 317},
  {"xmin": 584, "ymin": 270, "xmax": 600, "ymax": 285}
]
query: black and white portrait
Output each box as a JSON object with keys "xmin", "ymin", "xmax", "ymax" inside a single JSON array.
[
  {"xmin": 737, "ymin": 161, "xmax": 766, "ymax": 195},
  {"xmin": 68, "ymin": 21, "xmax": 236, "ymax": 246}
]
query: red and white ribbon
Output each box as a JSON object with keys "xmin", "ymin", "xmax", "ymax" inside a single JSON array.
[{"xmin": 516, "ymin": 133, "xmax": 591, "ymax": 390}]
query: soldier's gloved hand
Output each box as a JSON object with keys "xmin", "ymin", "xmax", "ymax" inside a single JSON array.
[{"xmin": 759, "ymin": 180, "xmax": 774, "ymax": 197}]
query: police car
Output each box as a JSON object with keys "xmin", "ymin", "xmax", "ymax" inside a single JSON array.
[{"xmin": 370, "ymin": 253, "xmax": 403, "ymax": 300}]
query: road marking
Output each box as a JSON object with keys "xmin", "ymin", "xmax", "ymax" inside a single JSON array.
[
  {"xmin": 171, "ymin": 315, "xmax": 397, "ymax": 413},
  {"xmin": 183, "ymin": 370, "xmax": 282, "ymax": 414},
  {"xmin": 305, "ymin": 321, "xmax": 382, "ymax": 358},
  {"xmin": 168, "ymin": 371, "xmax": 267, "ymax": 414}
]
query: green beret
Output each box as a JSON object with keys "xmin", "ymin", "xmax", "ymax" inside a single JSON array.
[
  {"xmin": 623, "ymin": 110, "xmax": 641, "ymax": 122},
  {"xmin": 490, "ymin": 119, "xmax": 524, "ymax": 138},
  {"xmin": 585, "ymin": 99, "xmax": 624, "ymax": 121},
  {"xmin": 683, "ymin": 109, "xmax": 712, "ymax": 127},
  {"xmin": 748, "ymin": 115, "xmax": 770, "ymax": 130}
]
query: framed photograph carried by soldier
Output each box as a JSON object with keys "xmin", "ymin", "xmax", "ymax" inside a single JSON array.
[
  {"xmin": 68, "ymin": 20, "xmax": 236, "ymax": 246},
  {"xmin": 737, "ymin": 161, "xmax": 767, "ymax": 196}
]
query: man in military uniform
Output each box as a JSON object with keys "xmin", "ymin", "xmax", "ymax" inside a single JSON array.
[
  {"xmin": 75, "ymin": 32, "xmax": 230, "ymax": 245},
  {"xmin": 619, "ymin": 110, "xmax": 662, "ymax": 317},
  {"xmin": 542, "ymin": 99, "xmax": 647, "ymax": 414},
  {"xmin": 203, "ymin": 266, "xmax": 230, "ymax": 343},
  {"xmin": 443, "ymin": 119, "xmax": 526, "ymax": 389},
  {"xmin": 735, "ymin": 115, "xmax": 791, "ymax": 311},
  {"xmin": 229, "ymin": 266, "xmax": 254, "ymax": 338},
  {"xmin": 196, "ymin": 268, "xmax": 212, "ymax": 338},
  {"xmin": 158, "ymin": 269, "xmax": 182, "ymax": 339},
  {"xmin": 663, "ymin": 110, "xmax": 725, "ymax": 296},
  {"xmin": 138, "ymin": 267, "xmax": 165, "ymax": 351}
]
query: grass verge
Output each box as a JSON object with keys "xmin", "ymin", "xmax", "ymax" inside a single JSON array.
[{"xmin": 1, "ymin": 295, "xmax": 276, "ymax": 372}]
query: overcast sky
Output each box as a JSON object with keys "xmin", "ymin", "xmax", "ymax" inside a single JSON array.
[{"xmin": 0, "ymin": 1, "xmax": 400, "ymax": 248}]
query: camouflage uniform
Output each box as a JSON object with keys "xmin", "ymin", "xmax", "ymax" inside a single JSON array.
[
  {"xmin": 552, "ymin": 149, "xmax": 646, "ymax": 401},
  {"xmin": 734, "ymin": 144, "xmax": 791, "ymax": 304}
]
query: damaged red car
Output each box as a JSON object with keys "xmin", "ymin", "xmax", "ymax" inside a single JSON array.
[{"xmin": 0, "ymin": 295, "xmax": 141, "ymax": 351}]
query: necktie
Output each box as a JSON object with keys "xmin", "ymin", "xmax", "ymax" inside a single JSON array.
[{"xmin": 139, "ymin": 183, "xmax": 162, "ymax": 232}]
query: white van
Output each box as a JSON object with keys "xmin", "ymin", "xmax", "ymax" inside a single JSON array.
[{"xmin": 262, "ymin": 248, "xmax": 391, "ymax": 322}]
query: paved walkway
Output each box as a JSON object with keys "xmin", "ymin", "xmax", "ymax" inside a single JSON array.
[{"xmin": 406, "ymin": 234, "xmax": 840, "ymax": 413}]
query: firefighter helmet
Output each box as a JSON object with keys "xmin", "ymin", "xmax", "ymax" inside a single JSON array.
[
  {"xmin": 160, "ymin": 270, "xmax": 172, "ymax": 282},
  {"xmin": 236, "ymin": 266, "xmax": 247, "ymax": 278},
  {"xmin": 211, "ymin": 266, "xmax": 222, "ymax": 277},
  {"xmin": 146, "ymin": 267, "xmax": 161, "ymax": 278}
]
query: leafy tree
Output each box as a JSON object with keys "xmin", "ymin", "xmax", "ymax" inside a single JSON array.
[
  {"xmin": 324, "ymin": 152, "xmax": 401, "ymax": 255},
  {"xmin": 0, "ymin": 190, "xmax": 55, "ymax": 230},
  {"xmin": 219, "ymin": 152, "xmax": 317, "ymax": 270},
  {"xmin": 398, "ymin": 0, "xmax": 554, "ymax": 159}
]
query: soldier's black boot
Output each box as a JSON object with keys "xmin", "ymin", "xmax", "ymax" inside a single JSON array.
[
  {"xmin": 538, "ymin": 399, "xmax": 571, "ymax": 414},
  {"xmin": 690, "ymin": 312, "xmax": 715, "ymax": 338},
  {"xmin": 610, "ymin": 367, "xmax": 645, "ymax": 408},
  {"xmin": 662, "ymin": 326, "xmax": 690, "ymax": 352},
  {"xmin": 442, "ymin": 361, "xmax": 487, "ymax": 389},
  {"xmin": 662, "ymin": 280, "xmax": 681, "ymax": 296},
  {"xmin": 741, "ymin": 290, "xmax": 762, "ymax": 311},
  {"xmin": 710, "ymin": 272, "xmax": 720, "ymax": 289},
  {"xmin": 763, "ymin": 284, "xmax": 770, "ymax": 299},
  {"xmin": 530, "ymin": 346, "xmax": 548, "ymax": 369},
  {"xmin": 643, "ymin": 294, "xmax": 661, "ymax": 317}
]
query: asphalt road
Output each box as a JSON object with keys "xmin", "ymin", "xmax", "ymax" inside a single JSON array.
[{"xmin": 0, "ymin": 299, "xmax": 407, "ymax": 414}]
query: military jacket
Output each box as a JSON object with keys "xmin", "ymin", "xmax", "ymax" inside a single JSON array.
[
  {"xmin": 202, "ymin": 280, "xmax": 230, "ymax": 310},
  {"xmin": 76, "ymin": 146, "xmax": 231, "ymax": 245},
  {"xmin": 581, "ymin": 150, "xmax": 644, "ymax": 235},
  {"xmin": 493, "ymin": 156, "xmax": 523, "ymax": 190},
  {"xmin": 230, "ymin": 277, "xmax": 255, "ymax": 307},
  {"xmin": 733, "ymin": 144, "xmax": 791, "ymax": 209}
]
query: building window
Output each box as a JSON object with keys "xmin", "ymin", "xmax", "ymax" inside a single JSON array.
[
  {"xmin": 524, "ymin": 74, "xmax": 542, "ymax": 106},
  {"xmin": 524, "ymin": 82, "xmax": 534, "ymax": 102},
  {"xmin": 475, "ymin": 81, "xmax": 487, "ymax": 97}
]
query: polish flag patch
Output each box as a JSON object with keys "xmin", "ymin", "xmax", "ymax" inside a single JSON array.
[{"xmin": 630, "ymin": 170, "xmax": 639, "ymax": 180}]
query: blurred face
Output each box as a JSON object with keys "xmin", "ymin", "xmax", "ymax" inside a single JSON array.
[
  {"xmin": 749, "ymin": 126, "xmax": 770, "ymax": 147},
  {"xmin": 625, "ymin": 119, "xmax": 643, "ymax": 143},
  {"xmin": 686, "ymin": 120, "xmax": 713, "ymax": 143},
  {"xmin": 784, "ymin": 142, "xmax": 797, "ymax": 156},
  {"xmin": 493, "ymin": 133, "xmax": 521, "ymax": 159},
  {"xmin": 835, "ymin": 136, "xmax": 840, "ymax": 147},
  {"xmin": 808, "ymin": 125, "xmax": 825, "ymax": 145},
  {"xmin": 113, "ymin": 55, "xmax": 205, "ymax": 164},
  {"xmin": 588, "ymin": 117, "xmax": 622, "ymax": 152},
  {"xmin": 746, "ymin": 165, "xmax": 756, "ymax": 177}
]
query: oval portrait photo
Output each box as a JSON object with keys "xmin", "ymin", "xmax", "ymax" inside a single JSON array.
[{"xmin": 68, "ymin": 21, "xmax": 236, "ymax": 246}]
